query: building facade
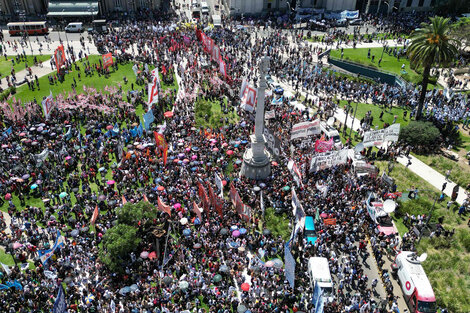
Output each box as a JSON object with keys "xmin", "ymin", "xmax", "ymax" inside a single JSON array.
[{"xmin": 0, "ymin": 0, "xmax": 48, "ymax": 17}]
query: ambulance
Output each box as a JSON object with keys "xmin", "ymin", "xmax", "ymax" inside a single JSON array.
[{"xmin": 393, "ymin": 251, "xmax": 437, "ymax": 313}]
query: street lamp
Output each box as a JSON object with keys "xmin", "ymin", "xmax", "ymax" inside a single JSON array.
[
  {"xmin": 349, "ymin": 101, "xmax": 359, "ymax": 139},
  {"xmin": 62, "ymin": 9, "xmax": 70, "ymax": 48}
]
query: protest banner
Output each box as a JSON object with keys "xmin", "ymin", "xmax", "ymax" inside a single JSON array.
[
  {"xmin": 288, "ymin": 159, "xmax": 303, "ymax": 187},
  {"xmin": 102, "ymin": 52, "xmax": 113, "ymax": 68},
  {"xmin": 265, "ymin": 110, "xmax": 275, "ymax": 119},
  {"xmin": 240, "ymin": 79, "xmax": 257, "ymax": 112},
  {"xmin": 291, "ymin": 120, "xmax": 320, "ymax": 140},
  {"xmin": 363, "ymin": 123, "xmax": 400, "ymax": 147},
  {"xmin": 263, "ymin": 127, "xmax": 281, "ymax": 158},
  {"xmin": 309, "ymin": 149, "xmax": 348, "ymax": 172},
  {"xmin": 54, "ymin": 45, "xmax": 66, "ymax": 73}
]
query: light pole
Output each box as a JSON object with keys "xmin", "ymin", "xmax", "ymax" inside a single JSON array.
[
  {"xmin": 349, "ymin": 101, "xmax": 359, "ymax": 138},
  {"xmin": 62, "ymin": 9, "xmax": 70, "ymax": 48},
  {"xmin": 416, "ymin": 192, "xmax": 439, "ymax": 244}
]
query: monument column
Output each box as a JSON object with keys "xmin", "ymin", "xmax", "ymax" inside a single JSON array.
[{"xmin": 240, "ymin": 55, "xmax": 271, "ymax": 180}]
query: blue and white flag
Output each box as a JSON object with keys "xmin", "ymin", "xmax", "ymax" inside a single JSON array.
[
  {"xmin": 53, "ymin": 284, "xmax": 67, "ymax": 313},
  {"xmin": 143, "ymin": 109, "xmax": 155, "ymax": 131},
  {"xmin": 3, "ymin": 126, "xmax": 12, "ymax": 137},
  {"xmin": 315, "ymin": 294, "xmax": 325, "ymax": 313},
  {"xmin": 38, "ymin": 231, "xmax": 65, "ymax": 264},
  {"xmin": 111, "ymin": 123, "xmax": 120, "ymax": 136},
  {"xmin": 284, "ymin": 240, "xmax": 296, "ymax": 288},
  {"xmin": 312, "ymin": 279, "xmax": 322, "ymax": 305},
  {"xmin": 137, "ymin": 123, "xmax": 144, "ymax": 137},
  {"xmin": 65, "ymin": 127, "xmax": 72, "ymax": 141}
]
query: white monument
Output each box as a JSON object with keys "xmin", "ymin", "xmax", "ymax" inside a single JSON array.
[{"xmin": 240, "ymin": 56, "xmax": 271, "ymax": 180}]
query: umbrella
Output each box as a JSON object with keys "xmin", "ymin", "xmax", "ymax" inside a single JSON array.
[
  {"xmin": 232, "ymin": 230, "xmax": 240, "ymax": 237},
  {"xmin": 98, "ymin": 195, "xmax": 106, "ymax": 201},
  {"xmin": 180, "ymin": 217, "xmax": 188, "ymax": 225},
  {"xmin": 13, "ymin": 242, "xmax": 22, "ymax": 249},
  {"xmin": 140, "ymin": 251, "xmax": 149, "ymax": 259},
  {"xmin": 15, "ymin": 178, "xmax": 24, "ymax": 183},
  {"xmin": 22, "ymin": 174, "xmax": 30, "ymax": 180},
  {"xmin": 219, "ymin": 265, "xmax": 229, "ymax": 272},
  {"xmin": 178, "ymin": 153, "xmax": 185, "ymax": 158},
  {"xmin": 72, "ymin": 187, "xmax": 79, "ymax": 193},
  {"xmin": 30, "ymin": 184, "xmax": 38, "ymax": 190},
  {"xmin": 282, "ymin": 186, "xmax": 290, "ymax": 191},
  {"xmin": 148, "ymin": 251, "xmax": 157, "ymax": 260},
  {"xmin": 106, "ymin": 180, "xmax": 115, "ymax": 185},
  {"xmin": 119, "ymin": 287, "xmax": 131, "ymax": 295},
  {"xmin": 226, "ymin": 150, "xmax": 234, "ymax": 155},
  {"xmin": 220, "ymin": 228, "xmax": 229, "ymax": 235},
  {"xmin": 59, "ymin": 192, "xmax": 68, "ymax": 198},
  {"xmin": 129, "ymin": 284, "xmax": 138, "ymax": 292},
  {"xmin": 213, "ymin": 274, "xmax": 222, "ymax": 282},
  {"xmin": 238, "ymin": 246, "xmax": 245, "ymax": 252},
  {"xmin": 193, "ymin": 243, "xmax": 202, "ymax": 249},
  {"xmin": 272, "ymin": 259, "xmax": 283, "ymax": 268},
  {"xmin": 183, "ymin": 229, "xmax": 191, "ymax": 236},
  {"xmin": 5, "ymin": 193, "xmax": 11, "ymax": 200},
  {"xmin": 228, "ymin": 241, "xmax": 239, "ymax": 249},
  {"xmin": 235, "ymin": 159, "xmax": 242, "ymax": 164},
  {"xmin": 253, "ymin": 186, "xmax": 260, "ymax": 192},
  {"xmin": 65, "ymin": 156, "xmax": 72, "ymax": 160},
  {"xmin": 19, "ymin": 132, "xmax": 26, "ymax": 137},
  {"xmin": 263, "ymin": 229, "xmax": 271, "ymax": 236},
  {"xmin": 157, "ymin": 186, "xmax": 165, "ymax": 191},
  {"xmin": 241, "ymin": 283, "xmax": 250, "ymax": 291},
  {"xmin": 179, "ymin": 281, "xmax": 189, "ymax": 290},
  {"xmin": 192, "ymin": 146, "xmax": 199, "ymax": 152},
  {"xmin": 164, "ymin": 111, "xmax": 174, "ymax": 118},
  {"xmin": 239, "ymin": 228, "xmax": 247, "ymax": 235},
  {"xmin": 85, "ymin": 295, "xmax": 95, "ymax": 305},
  {"xmin": 163, "ymin": 276, "xmax": 173, "ymax": 285},
  {"xmin": 98, "ymin": 167, "xmax": 106, "ymax": 172},
  {"xmin": 106, "ymin": 125, "xmax": 113, "ymax": 130},
  {"xmin": 320, "ymin": 212, "xmax": 328, "ymax": 218},
  {"xmin": 71, "ymin": 230, "xmax": 79, "ymax": 237},
  {"xmin": 174, "ymin": 203, "xmax": 182, "ymax": 209},
  {"xmin": 265, "ymin": 261, "xmax": 274, "ymax": 267},
  {"xmin": 1, "ymin": 144, "xmax": 8, "ymax": 148},
  {"xmin": 212, "ymin": 148, "xmax": 219, "ymax": 152},
  {"xmin": 191, "ymin": 155, "xmax": 198, "ymax": 160},
  {"xmin": 272, "ymin": 161, "xmax": 278, "ymax": 166}
]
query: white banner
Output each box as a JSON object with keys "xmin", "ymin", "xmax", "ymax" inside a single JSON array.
[
  {"xmin": 290, "ymin": 120, "xmax": 321, "ymax": 140},
  {"xmin": 215, "ymin": 172, "xmax": 224, "ymax": 198},
  {"xmin": 240, "ymin": 79, "xmax": 257, "ymax": 112},
  {"xmin": 363, "ymin": 123, "xmax": 400, "ymax": 147},
  {"xmin": 309, "ymin": 149, "xmax": 348, "ymax": 172},
  {"xmin": 147, "ymin": 76, "xmax": 159, "ymax": 110},
  {"xmin": 265, "ymin": 110, "xmax": 275, "ymax": 119},
  {"xmin": 41, "ymin": 91, "xmax": 54, "ymax": 120},
  {"xmin": 288, "ymin": 159, "xmax": 303, "ymax": 188}
]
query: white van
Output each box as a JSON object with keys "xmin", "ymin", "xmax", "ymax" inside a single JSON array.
[
  {"xmin": 393, "ymin": 252, "xmax": 437, "ymax": 313},
  {"xmin": 65, "ymin": 22, "xmax": 83, "ymax": 33},
  {"xmin": 308, "ymin": 257, "xmax": 334, "ymax": 296},
  {"xmin": 201, "ymin": 1, "xmax": 210, "ymax": 14},
  {"xmin": 319, "ymin": 122, "xmax": 342, "ymax": 148}
]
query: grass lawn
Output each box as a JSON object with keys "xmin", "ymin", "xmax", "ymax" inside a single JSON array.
[
  {"xmin": 330, "ymin": 47, "xmax": 439, "ymax": 88},
  {"xmin": 194, "ymin": 97, "xmax": 239, "ymax": 129},
  {"xmin": 0, "ymin": 54, "xmax": 51, "ymax": 77},
  {"xmin": 413, "ymin": 153, "xmax": 470, "ymax": 188},
  {"xmin": 374, "ymin": 161, "xmax": 470, "ymax": 313},
  {"xmin": 338, "ymin": 99, "xmax": 410, "ymax": 129},
  {"xmin": 262, "ymin": 207, "xmax": 290, "ymax": 241}
]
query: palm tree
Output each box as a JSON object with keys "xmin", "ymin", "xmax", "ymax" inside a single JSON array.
[{"xmin": 407, "ymin": 16, "xmax": 459, "ymax": 120}]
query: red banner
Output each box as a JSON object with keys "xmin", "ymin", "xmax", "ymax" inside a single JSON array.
[
  {"xmin": 229, "ymin": 183, "xmax": 251, "ymax": 222},
  {"xmin": 157, "ymin": 196, "xmax": 172, "ymax": 216},
  {"xmin": 315, "ymin": 137, "xmax": 334, "ymax": 153},
  {"xmin": 198, "ymin": 181, "xmax": 209, "ymax": 212},
  {"xmin": 102, "ymin": 52, "xmax": 113, "ymax": 69},
  {"xmin": 207, "ymin": 183, "xmax": 216, "ymax": 208},
  {"xmin": 153, "ymin": 131, "xmax": 168, "ymax": 166},
  {"xmin": 193, "ymin": 201, "xmax": 202, "ymax": 221},
  {"xmin": 90, "ymin": 205, "xmax": 99, "ymax": 225},
  {"xmin": 324, "ymin": 218, "xmax": 337, "ymax": 225},
  {"xmin": 54, "ymin": 45, "xmax": 66, "ymax": 73},
  {"xmin": 215, "ymin": 195, "xmax": 223, "ymax": 219}
]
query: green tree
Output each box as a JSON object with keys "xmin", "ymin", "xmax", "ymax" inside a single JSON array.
[
  {"xmin": 407, "ymin": 16, "xmax": 459, "ymax": 120},
  {"xmin": 399, "ymin": 121, "xmax": 441, "ymax": 154},
  {"xmin": 116, "ymin": 201, "xmax": 158, "ymax": 226},
  {"xmin": 450, "ymin": 17, "xmax": 470, "ymax": 51},
  {"xmin": 99, "ymin": 224, "xmax": 141, "ymax": 272}
]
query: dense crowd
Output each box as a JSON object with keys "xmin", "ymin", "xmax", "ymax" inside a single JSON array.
[{"xmin": 0, "ymin": 4, "xmax": 467, "ymax": 313}]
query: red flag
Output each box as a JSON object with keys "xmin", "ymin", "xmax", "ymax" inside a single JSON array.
[
  {"xmin": 90, "ymin": 205, "xmax": 99, "ymax": 225},
  {"xmin": 157, "ymin": 196, "xmax": 172, "ymax": 216},
  {"xmin": 163, "ymin": 146, "xmax": 168, "ymax": 166},
  {"xmin": 143, "ymin": 194, "xmax": 149, "ymax": 202},
  {"xmin": 162, "ymin": 65, "xmax": 167, "ymax": 76},
  {"xmin": 198, "ymin": 182, "xmax": 209, "ymax": 212},
  {"xmin": 215, "ymin": 195, "xmax": 224, "ymax": 219},
  {"xmin": 54, "ymin": 44, "xmax": 66, "ymax": 73},
  {"xmin": 229, "ymin": 183, "xmax": 238, "ymax": 208},
  {"xmin": 207, "ymin": 183, "xmax": 216, "ymax": 208},
  {"xmin": 102, "ymin": 52, "xmax": 113, "ymax": 69},
  {"xmin": 122, "ymin": 195, "xmax": 127, "ymax": 204},
  {"xmin": 193, "ymin": 201, "xmax": 202, "ymax": 221}
]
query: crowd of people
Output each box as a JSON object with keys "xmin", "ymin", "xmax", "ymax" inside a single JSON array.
[{"xmin": 0, "ymin": 3, "xmax": 467, "ymax": 313}]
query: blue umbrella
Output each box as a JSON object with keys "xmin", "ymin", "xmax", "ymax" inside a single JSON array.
[
  {"xmin": 191, "ymin": 167, "xmax": 198, "ymax": 172},
  {"xmin": 30, "ymin": 184, "xmax": 38, "ymax": 190},
  {"xmin": 241, "ymin": 140, "xmax": 248, "ymax": 144},
  {"xmin": 85, "ymin": 294, "xmax": 95, "ymax": 304},
  {"xmin": 183, "ymin": 229, "xmax": 191, "ymax": 236},
  {"xmin": 192, "ymin": 147, "xmax": 199, "ymax": 151},
  {"xmin": 71, "ymin": 230, "xmax": 79, "ymax": 237},
  {"xmin": 235, "ymin": 160, "xmax": 242, "ymax": 165},
  {"xmin": 229, "ymin": 241, "xmax": 239, "ymax": 248},
  {"xmin": 59, "ymin": 192, "xmax": 68, "ymax": 198},
  {"xmin": 194, "ymin": 217, "xmax": 201, "ymax": 225},
  {"xmin": 239, "ymin": 228, "xmax": 247, "ymax": 235},
  {"xmin": 155, "ymin": 178, "xmax": 162, "ymax": 183}
]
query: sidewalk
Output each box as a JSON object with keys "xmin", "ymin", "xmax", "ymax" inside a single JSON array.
[{"xmin": 0, "ymin": 59, "xmax": 56, "ymax": 90}]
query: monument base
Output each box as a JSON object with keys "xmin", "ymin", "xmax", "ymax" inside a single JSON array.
[{"xmin": 240, "ymin": 148, "xmax": 271, "ymax": 180}]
